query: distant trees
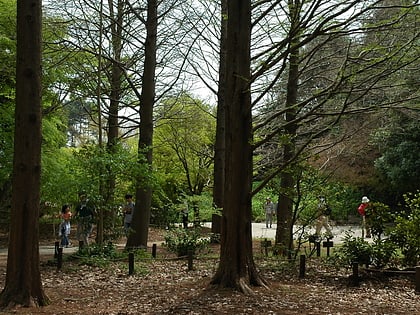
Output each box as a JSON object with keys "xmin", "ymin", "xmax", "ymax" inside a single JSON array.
[
  {"xmin": 374, "ymin": 115, "xmax": 420, "ymax": 197},
  {"xmin": 154, "ymin": 94, "xmax": 215, "ymax": 196}
]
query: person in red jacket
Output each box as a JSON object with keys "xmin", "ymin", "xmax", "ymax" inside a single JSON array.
[{"xmin": 357, "ymin": 196, "xmax": 371, "ymax": 238}]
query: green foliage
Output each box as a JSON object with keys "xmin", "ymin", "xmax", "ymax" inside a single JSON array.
[
  {"xmin": 365, "ymin": 202, "xmax": 393, "ymax": 238},
  {"xmin": 252, "ymin": 185, "xmax": 278, "ymax": 222},
  {"xmin": 335, "ymin": 192, "xmax": 420, "ymax": 269},
  {"xmin": 150, "ymin": 189, "xmax": 216, "ymax": 227},
  {"xmin": 185, "ymin": 193, "xmax": 215, "ymax": 222},
  {"xmin": 76, "ymin": 242, "xmax": 125, "ymax": 268},
  {"xmin": 335, "ymin": 234, "xmax": 399, "ymax": 269},
  {"xmin": 150, "ymin": 203, "xmax": 180, "ymax": 228},
  {"xmin": 389, "ymin": 191, "xmax": 420, "ymax": 266},
  {"xmin": 154, "ymin": 93, "xmax": 215, "ymax": 196},
  {"xmin": 374, "ymin": 117, "xmax": 420, "ymax": 195},
  {"xmin": 334, "ymin": 232, "xmax": 372, "ymax": 267},
  {"xmin": 369, "ymin": 238, "xmax": 397, "ymax": 269},
  {"xmin": 0, "ymin": 0, "xmax": 16, "ymax": 190},
  {"xmin": 164, "ymin": 227, "xmax": 209, "ymax": 257}
]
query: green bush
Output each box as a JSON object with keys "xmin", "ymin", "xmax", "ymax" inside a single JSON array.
[
  {"xmin": 365, "ymin": 202, "xmax": 393, "ymax": 238},
  {"xmin": 335, "ymin": 233, "xmax": 399, "ymax": 269},
  {"xmin": 389, "ymin": 192, "xmax": 420, "ymax": 266},
  {"xmin": 76, "ymin": 242, "xmax": 124, "ymax": 267},
  {"xmin": 370, "ymin": 238, "xmax": 397, "ymax": 268},
  {"xmin": 334, "ymin": 232, "xmax": 372, "ymax": 267},
  {"xmin": 164, "ymin": 228, "xmax": 209, "ymax": 257}
]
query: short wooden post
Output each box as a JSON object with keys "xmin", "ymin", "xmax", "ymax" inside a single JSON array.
[
  {"xmin": 54, "ymin": 241, "xmax": 59, "ymax": 259},
  {"xmin": 351, "ymin": 262, "xmax": 359, "ymax": 286},
  {"xmin": 187, "ymin": 250, "xmax": 194, "ymax": 271},
  {"xmin": 79, "ymin": 240, "xmax": 84, "ymax": 249},
  {"xmin": 299, "ymin": 255, "xmax": 306, "ymax": 278},
  {"xmin": 316, "ymin": 241, "xmax": 321, "ymax": 257},
  {"xmin": 416, "ymin": 266, "xmax": 420, "ymax": 294},
  {"xmin": 128, "ymin": 252, "xmax": 134, "ymax": 275},
  {"xmin": 323, "ymin": 240, "xmax": 334, "ymax": 257},
  {"xmin": 152, "ymin": 243, "xmax": 157, "ymax": 258},
  {"xmin": 57, "ymin": 247, "xmax": 63, "ymax": 270}
]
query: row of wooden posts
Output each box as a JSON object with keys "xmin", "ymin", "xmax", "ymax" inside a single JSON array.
[
  {"xmin": 54, "ymin": 240, "xmax": 420, "ymax": 294},
  {"xmin": 261, "ymin": 238, "xmax": 420, "ymax": 293},
  {"xmin": 54, "ymin": 241, "xmax": 195, "ymax": 273}
]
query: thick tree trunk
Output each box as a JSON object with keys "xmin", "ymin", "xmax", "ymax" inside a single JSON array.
[
  {"xmin": 212, "ymin": 0, "xmax": 227, "ymax": 209},
  {"xmin": 275, "ymin": 0, "xmax": 300, "ymax": 257},
  {"xmin": 0, "ymin": 0, "xmax": 48, "ymax": 307},
  {"xmin": 211, "ymin": 0, "xmax": 266, "ymax": 293},
  {"xmin": 127, "ymin": 0, "xmax": 157, "ymax": 249},
  {"xmin": 102, "ymin": 0, "xmax": 124, "ymax": 243}
]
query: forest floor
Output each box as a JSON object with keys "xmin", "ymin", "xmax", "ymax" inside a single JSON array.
[{"xmin": 0, "ymin": 226, "xmax": 419, "ymax": 314}]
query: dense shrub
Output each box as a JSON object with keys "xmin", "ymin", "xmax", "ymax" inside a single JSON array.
[
  {"xmin": 335, "ymin": 192, "xmax": 420, "ymax": 269},
  {"xmin": 389, "ymin": 192, "xmax": 420, "ymax": 266},
  {"xmin": 365, "ymin": 202, "xmax": 393, "ymax": 238},
  {"xmin": 164, "ymin": 227, "xmax": 209, "ymax": 257},
  {"xmin": 369, "ymin": 238, "xmax": 397, "ymax": 268},
  {"xmin": 335, "ymin": 232, "xmax": 372, "ymax": 267},
  {"xmin": 76, "ymin": 242, "xmax": 125, "ymax": 267}
]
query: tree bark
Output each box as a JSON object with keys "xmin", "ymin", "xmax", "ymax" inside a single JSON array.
[
  {"xmin": 127, "ymin": 0, "xmax": 157, "ymax": 249},
  {"xmin": 211, "ymin": 0, "xmax": 267, "ymax": 293},
  {"xmin": 0, "ymin": 0, "xmax": 48, "ymax": 307},
  {"xmin": 275, "ymin": 0, "xmax": 300, "ymax": 257},
  {"xmin": 212, "ymin": 0, "xmax": 227, "ymax": 209}
]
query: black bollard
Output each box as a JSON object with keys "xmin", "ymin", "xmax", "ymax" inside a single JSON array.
[
  {"xmin": 316, "ymin": 241, "xmax": 321, "ymax": 257},
  {"xmin": 54, "ymin": 241, "xmax": 59, "ymax": 259},
  {"xmin": 79, "ymin": 240, "xmax": 84, "ymax": 249},
  {"xmin": 187, "ymin": 250, "xmax": 194, "ymax": 271},
  {"xmin": 57, "ymin": 247, "xmax": 63, "ymax": 270},
  {"xmin": 323, "ymin": 240, "xmax": 334, "ymax": 257},
  {"xmin": 351, "ymin": 262, "xmax": 359, "ymax": 286},
  {"xmin": 299, "ymin": 255, "xmax": 306, "ymax": 278},
  {"xmin": 152, "ymin": 243, "xmax": 157, "ymax": 258},
  {"xmin": 128, "ymin": 252, "xmax": 134, "ymax": 275},
  {"xmin": 416, "ymin": 266, "xmax": 420, "ymax": 294}
]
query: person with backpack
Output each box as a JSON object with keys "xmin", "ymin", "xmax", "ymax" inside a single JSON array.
[
  {"xmin": 315, "ymin": 195, "xmax": 332, "ymax": 238},
  {"xmin": 75, "ymin": 192, "xmax": 95, "ymax": 246},
  {"xmin": 122, "ymin": 194, "xmax": 135, "ymax": 236},
  {"xmin": 58, "ymin": 204, "xmax": 72, "ymax": 248}
]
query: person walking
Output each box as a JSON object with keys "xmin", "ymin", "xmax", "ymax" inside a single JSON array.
[
  {"xmin": 122, "ymin": 194, "xmax": 135, "ymax": 236},
  {"xmin": 58, "ymin": 204, "xmax": 72, "ymax": 248},
  {"xmin": 357, "ymin": 196, "xmax": 371, "ymax": 238},
  {"xmin": 264, "ymin": 197, "xmax": 275, "ymax": 228},
  {"xmin": 75, "ymin": 192, "xmax": 95, "ymax": 246},
  {"xmin": 315, "ymin": 196, "xmax": 332, "ymax": 238}
]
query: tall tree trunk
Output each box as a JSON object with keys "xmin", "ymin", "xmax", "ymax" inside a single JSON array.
[
  {"xmin": 104, "ymin": 0, "xmax": 124, "ymax": 239},
  {"xmin": 96, "ymin": 0, "xmax": 105, "ymax": 246},
  {"xmin": 275, "ymin": 0, "xmax": 300, "ymax": 257},
  {"xmin": 126, "ymin": 0, "xmax": 157, "ymax": 249},
  {"xmin": 0, "ymin": 0, "xmax": 48, "ymax": 307},
  {"xmin": 211, "ymin": 0, "xmax": 266, "ymax": 293},
  {"xmin": 212, "ymin": 0, "xmax": 227, "ymax": 209}
]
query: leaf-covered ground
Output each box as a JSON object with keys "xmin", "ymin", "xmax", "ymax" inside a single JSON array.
[{"xmin": 0, "ymin": 227, "xmax": 419, "ymax": 314}]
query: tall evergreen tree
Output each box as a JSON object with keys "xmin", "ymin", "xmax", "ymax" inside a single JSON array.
[
  {"xmin": 211, "ymin": 0, "xmax": 266, "ymax": 293},
  {"xmin": 0, "ymin": 0, "xmax": 48, "ymax": 307}
]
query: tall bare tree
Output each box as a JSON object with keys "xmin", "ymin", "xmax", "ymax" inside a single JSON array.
[
  {"xmin": 127, "ymin": 0, "xmax": 157, "ymax": 248},
  {"xmin": 210, "ymin": 0, "xmax": 267, "ymax": 293},
  {"xmin": 0, "ymin": 0, "xmax": 48, "ymax": 307},
  {"xmin": 212, "ymin": 0, "xmax": 227, "ymax": 209},
  {"xmin": 275, "ymin": 0, "xmax": 301, "ymax": 257}
]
